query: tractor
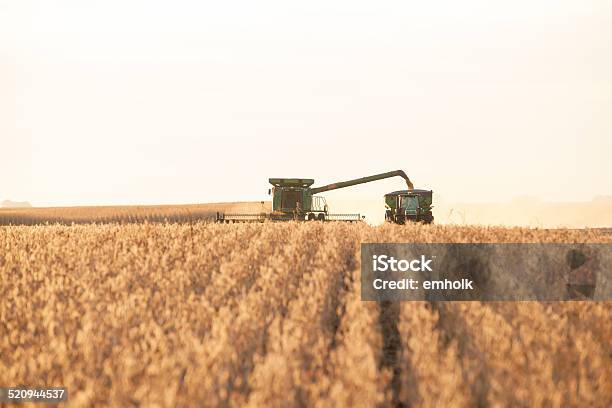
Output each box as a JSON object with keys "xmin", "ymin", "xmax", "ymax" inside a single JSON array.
[{"xmin": 384, "ymin": 189, "xmax": 434, "ymax": 224}]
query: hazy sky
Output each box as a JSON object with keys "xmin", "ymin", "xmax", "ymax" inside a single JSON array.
[{"xmin": 2, "ymin": 1, "xmax": 611, "ymax": 206}]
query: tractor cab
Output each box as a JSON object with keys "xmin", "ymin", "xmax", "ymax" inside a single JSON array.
[{"xmin": 384, "ymin": 189, "xmax": 434, "ymax": 224}]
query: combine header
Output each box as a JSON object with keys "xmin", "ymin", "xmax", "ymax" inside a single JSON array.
[{"xmin": 216, "ymin": 170, "xmax": 414, "ymax": 223}]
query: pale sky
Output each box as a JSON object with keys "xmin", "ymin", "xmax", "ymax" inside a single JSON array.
[{"xmin": 2, "ymin": 1, "xmax": 611, "ymax": 206}]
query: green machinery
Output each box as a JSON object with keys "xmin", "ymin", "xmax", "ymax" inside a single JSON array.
[
  {"xmin": 216, "ymin": 170, "xmax": 416, "ymax": 222},
  {"xmin": 384, "ymin": 189, "xmax": 434, "ymax": 224}
]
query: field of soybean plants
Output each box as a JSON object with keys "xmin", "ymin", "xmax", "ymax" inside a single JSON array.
[{"xmin": 1, "ymin": 221, "xmax": 610, "ymax": 407}]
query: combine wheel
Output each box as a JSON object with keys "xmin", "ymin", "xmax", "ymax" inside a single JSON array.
[
  {"xmin": 307, "ymin": 213, "xmax": 316, "ymax": 221},
  {"xmin": 317, "ymin": 213, "xmax": 326, "ymax": 221}
]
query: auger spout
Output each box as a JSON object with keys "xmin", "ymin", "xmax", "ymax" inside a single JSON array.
[{"xmin": 311, "ymin": 170, "xmax": 414, "ymax": 194}]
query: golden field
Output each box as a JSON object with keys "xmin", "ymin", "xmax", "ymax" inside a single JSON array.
[{"xmin": 1, "ymin": 220, "xmax": 611, "ymax": 407}]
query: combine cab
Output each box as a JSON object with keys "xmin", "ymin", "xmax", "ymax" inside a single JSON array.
[
  {"xmin": 268, "ymin": 178, "xmax": 334, "ymax": 221},
  {"xmin": 384, "ymin": 189, "xmax": 434, "ymax": 224}
]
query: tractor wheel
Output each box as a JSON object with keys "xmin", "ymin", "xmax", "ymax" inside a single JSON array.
[
  {"xmin": 307, "ymin": 213, "xmax": 316, "ymax": 221},
  {"xmin": 317, "ymin": 213, "xmax": 326, "ymax": 221},
  {"xmin": 385, "ymin": 210, "xmax": 393, "ymax": 222}
]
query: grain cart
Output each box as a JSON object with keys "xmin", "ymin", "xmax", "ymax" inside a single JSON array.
[
  {"xmin": 384, "ymin": 189, "xmax": 434, "ymax": 224},
  {"xmin": 216, "ymin": 170, "xmax": 414, "ymax": 222}
]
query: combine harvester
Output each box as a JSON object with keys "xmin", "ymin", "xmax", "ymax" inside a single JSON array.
[{"xmin": 216, "ymin": 170, "xmax": 433, "ymax": 223}]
